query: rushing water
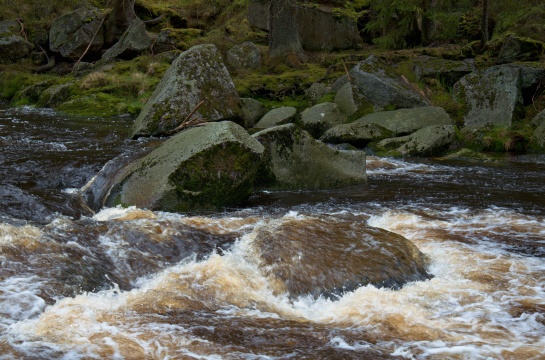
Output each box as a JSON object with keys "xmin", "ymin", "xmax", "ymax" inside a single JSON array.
[{"xmin": 1, "ymin": 107, "xmax": 545, "ymax": 359}]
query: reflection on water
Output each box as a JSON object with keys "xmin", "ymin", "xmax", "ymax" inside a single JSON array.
[{"xmin": 1, "ymin": 107, "xmax": 545, "ymax": 359}]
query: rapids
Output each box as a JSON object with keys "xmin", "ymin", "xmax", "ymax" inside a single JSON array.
[{"xmin": 1, "ymin": 107, "xmax": 544, "ymax": 359}]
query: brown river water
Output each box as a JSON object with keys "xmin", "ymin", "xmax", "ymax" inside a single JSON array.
[{"xmin": 1, "ymin": 107, "xmax": 544, "ymax": 359}]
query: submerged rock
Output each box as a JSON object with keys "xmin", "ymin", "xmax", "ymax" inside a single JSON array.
[
  {"xmin": 247, "ymin": 216, "xmax": 432, "ymax": 299},
  {"xmin": 98, "ymin": 121, "xmax": 264, "ymax": 212},
  {"xmin": 130, "ymin": 44, "xmax": 242, "ymax": 138},
  {"xmin": 253, "ymin": 123, "xmax": 366, "ymax": 189}
]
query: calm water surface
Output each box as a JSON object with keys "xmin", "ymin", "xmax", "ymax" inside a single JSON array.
[{"xmin": 1, "ymin": 107, "xmax": 544, "ymax": 359}]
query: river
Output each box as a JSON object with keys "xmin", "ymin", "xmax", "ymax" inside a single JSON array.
[{"xmin": 1, "ymin": 106, "xmax": 544, "ymax": 359}]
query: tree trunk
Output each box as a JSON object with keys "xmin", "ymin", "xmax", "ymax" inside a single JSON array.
[
  {"xmin": 105, "ymin": 0, "xmax": 136, "ymax": 46},
  {"xmin": 481, "ymin": 0, "xmax": 489, "ymax": 47},
  {"xmin": 268, "ymin": 0, "xmax": 306, "ymax": 62}
]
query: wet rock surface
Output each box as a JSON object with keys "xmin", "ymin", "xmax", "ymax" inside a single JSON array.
[{"xmin": 247, "ymin": 216, "xmax": 432, "ymax": 299}]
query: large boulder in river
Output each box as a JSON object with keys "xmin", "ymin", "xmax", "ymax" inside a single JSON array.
[
  {"xmin": 101, "ymin": 19, "xmax": 152, "ymax": 62},
  {"xmin": 453, "ymin": 65, "xmax": 524, "ymax": 129},
  {"xmin": 253, "ymin": 124, "xmax": 366, "ymax": 189},
  {"xmin": 299, "ymin": 102, "xmax": 347, "ymax": 138},
  {"xmin": 354, "ymin": 106, "xmax": 453, "ymax": 136},
  {"xmin": 130, "ymin": 44, "xmax": 242, "ymax": 138},
  {"xmin": 246, "ymin": 215, "xmax": 432, "ymax": 299},
  {"xmin": 49, "ymin": 8, "xmax": 105, "ymax": 59},
  {"xmin": 97, "ymin": 122, "xmax": 264, "ymax": 212},
  {"xmin": 332, "ymin": 55, "xmax": 429, "ymax": 110},
  {"xmin": 374, "ymin": 125, "xmax": 457, "ymax": 157}
]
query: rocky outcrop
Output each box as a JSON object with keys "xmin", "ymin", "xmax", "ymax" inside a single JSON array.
[
  {"xmin": 375, "ymin": 124, "xmax": 457, "ymax": 157},
  {"xmin": 227, "ymin": 41, "xmax": 261, "ymax": 69},
  {"xmin": 247, "ymin": 215, "xmax": 431, "ymax": 299},
  {"xmin": 333, "ymin": 55, "xmax": 429, "ymax": 110},
  {"xmin": 354, "ymin": 106, "xmax": 453, "ymax": 136},
  {"xmin": 253, "ymin": 124, "xmax": 366, "ymax": 189},
  {"xmin": 49, "ymin": 8, "xmax": 105, "ymax": 59},
  {"xmin": 320, "ymin": 122, "xmax": 393, "ymax": 148},
  {"xmin": 12, "ymin": 81, "xmax": 54, "ymax": 105},
  {"xmin": 412, "ymin": 55, "xmax": 476, "ymax": 89},
  {"xmin": 130, "ymin": 44, "xmax": 242, "ymax": 138},
  {"xmin": 253, "ymin": 106, "xmax": 296, "ymax": 130},
  {"xmin": 454, "ymin": 65, "xmax": 524, "ymax": 129},
  {"xmin": 497, "ymin": 35, "xmax": 545, "ymax": 64},
  {"xmin": 101, "ymin": 19, "xmax": 152, "ymax": 62},
  {"xmin": 0, "ymin": 36, "xmax": 33, "ymax": 64},
  {"xmin": 296, "ymin": 4, "xmax": 363, "ymax": 51},
  {"xmin": 248, "ymin": 1, "xmax": 363, "ymax": 51},
  {"xmin": 299, "ymin": 102, "xmax": 347, "ymax": 138},
  {"xmin": 91, "ymin": 121, "xmax": 264, "ymax": 212}
]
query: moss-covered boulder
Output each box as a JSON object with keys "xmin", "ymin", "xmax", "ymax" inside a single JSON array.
[
  {"xmin": 412, "ymin": 55, "xmax": 476, "ymax": 89},
  {"xmin": 334, "ymin": 82, "xmax": 374, "ymax": 118},
  {"xmin": 299, "ymin": 102, "xmax": 347, "ymax": 138},
  {"xmin": 332, "ymin": 55, "xmax": 429, "ymax": 110},
  {"xmin": 532, "ymin": 109, "xmax": 545, "ymax": 127},
  {"xmin": 227, "ymin": 41, "xmax": 261, "ymax": 69},
  {"xmin": 36, "ymin": 82, "xmax": 72, "ymax": 109},
  {"xmin": 246, "ymin": 215, "xmax": 431, "ymax": 299},
  {"xmin": 320, "ymin": 122, "xmax": 393, "ymax": 148},
  {"xmin": 253, "ymin": 106, "xmax": 297, "ymax": 130},
  {"xmin": 374, "ymin": 124, "xmax": 457, "ymax": 157},
  {"xmin": 101, "ymin": 19, "xmax": 152, "ymax": 62},
  {"xmin": 354, "ymin": 106, "xmax": 453, "ymax": 136},
  {"xmin": 0, "ymin": 20, "xmax": 20, "ymax": 37},
  {"xmin": 11, "ymin": 80, "xmax": 55, "ymax": 106},
  {"xmin": 130, "ymin": 44, "xmax": 243, "ymax": 138},
  {"xmin": 253, "ymin": 123, "xmax": 366, "ymax": 189},
  {"xmin": 97, "ymin": 121, "xmax": 264, "ymax": 212},
  {"xmin": 240, "ymin": 98, "xmax": 267, "ymax": 128},
  {"xmin": 497, "ymin": 35, "xmax": 545, "ymax": 64},
  {"xmin": 533, "ymin": 121, "xmax": 545, "ymax": 149},
  {"xmin": 49, "ymin": 7, "xmax": 105, "ymax": 59},
  {"xmin": 0, "ymin": 35, "xmax": 33, "ymax": 64},
  {"xmin": 453, "ymin": 65, "xmax": 524, "ymax": 129}
]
